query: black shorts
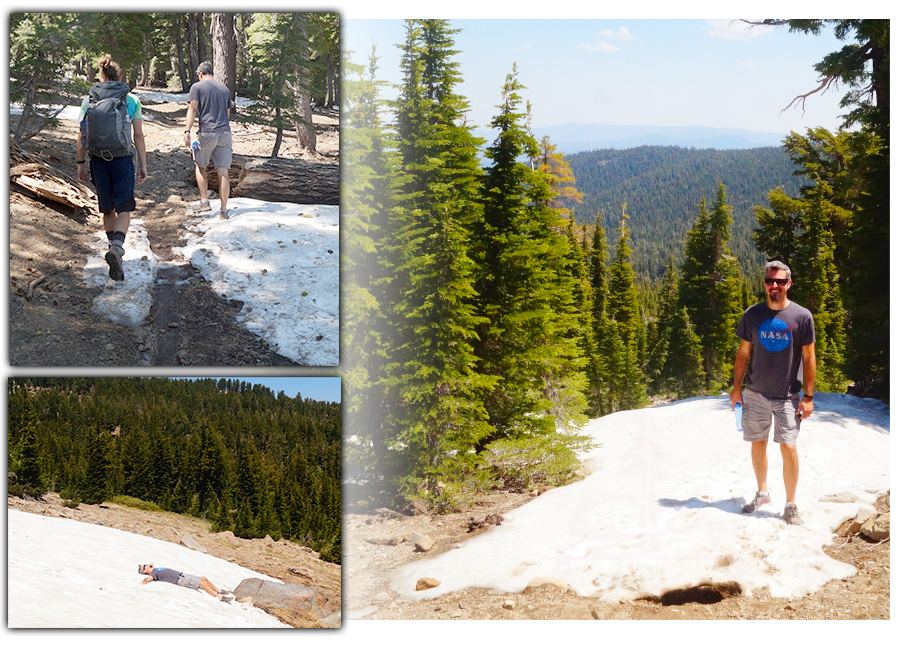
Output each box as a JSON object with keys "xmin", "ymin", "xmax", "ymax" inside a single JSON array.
[{"xmin": 90, "ymin": 155, "xmax": 136, "ymax": 214}]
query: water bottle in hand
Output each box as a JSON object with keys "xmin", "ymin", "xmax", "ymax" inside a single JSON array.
[
  {"xmin": 734, "ymin": 402, "xmax": 743, "ymax": 432},
  {"xmin": 191, "ymin": 139, "xmax": 200, "ymax": 151}
]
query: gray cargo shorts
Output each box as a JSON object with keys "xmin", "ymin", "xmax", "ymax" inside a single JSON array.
[
  {"xmin": 742, "ymin": 388, "xmax": 801, "ymax": 445},
  {"xmin": 176, "ymin": 573, "xmax": 202, "ymax": 590},
  {"xmin": 193, "ymin": 131, "xmax": 232, "ymax": 169}
]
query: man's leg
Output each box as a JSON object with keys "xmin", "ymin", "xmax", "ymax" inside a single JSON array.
[
  {"xmin": 217, "ymin": 167, "xmax": 229, "ymax": 215},
  {"xmin": 103, "ymin": 211, "xmax": 130, "ymax": 282},
  {"xmin": 198, "ymin": 577, "xmax": 219, "ymax": 597},
  {"xmin": 780, "ymin": 442, "xmax": 799, "ymax": 503},
  {"xmin": 195, "ymin": 164, "xmax": 210, "ymax": 201},
  {"xmin": 750, "ymin": 439, "xmax": 768, "ymax": 493}
]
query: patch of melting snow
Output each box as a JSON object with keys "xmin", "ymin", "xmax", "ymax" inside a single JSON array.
[
  {"xmin": 176, "ymin": 197, "xmax": 339, "ymax": 365},
  {"xmin": 83, "ymin": 217, "xmax": 160, "ymax": 326}
]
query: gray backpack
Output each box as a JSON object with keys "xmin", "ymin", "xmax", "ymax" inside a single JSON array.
[{"xmin": 82, "ymin": 81, "xmax": 133, "ymax": 160}]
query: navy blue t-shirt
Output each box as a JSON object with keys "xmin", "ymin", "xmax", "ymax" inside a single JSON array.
[{"xmin": 736, "ymin": 301, "xmax": 815, "ymax": 398}]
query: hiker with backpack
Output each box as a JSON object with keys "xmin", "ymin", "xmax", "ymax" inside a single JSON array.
[
  {"xmin": 183, "ymin": 61, "xmax": 234, "ymax": 220},
  {"xmin": 76, "ymin": 54, "xmax": 148, "ymax": 282}
]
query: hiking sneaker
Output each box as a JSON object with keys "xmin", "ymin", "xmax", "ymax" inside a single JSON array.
[
  {"xmin": 218, "ymin": 208, "xmax": 229, "ymax": 220},
  {"xmin": 189, "ymin": 199, "xmax": 212, "ymax": 214},
  {"xmin": 105, "ymin": 244, "xmax": 125, "ymax": 282},
  {"xmin": 783, "ymin": 504, "xmax": 804, "ymax": 525},
  {"xmin": 742, "ymin": 491, "xmax": 771, "ymax": 514},
  {"xmin": 218, "ymin": 589, "xmax": 234, "ymax": 603}
]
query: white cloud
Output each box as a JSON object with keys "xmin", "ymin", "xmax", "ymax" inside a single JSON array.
[
  {"xmin": 708, "ymin": 19, "xmax": 775, "ymax": 40},
  {"xmin": 579, "ymin": 41, "xmax": 618, "ymax": 52},
  {"xmin": 599, "ymin": 27, "xmax": 636, "ymax": 41},
  {"xmin": 739, "ymin": 60, "xmax": 757, "ymax": 66}
]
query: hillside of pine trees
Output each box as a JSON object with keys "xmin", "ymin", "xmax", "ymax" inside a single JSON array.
[
  {"xmin": 567, "ymin": 145, "xmax": 804, "ymax": 281},
  {"xmin": 7, "ymin": 378, "xmax": 342, "ymax": 563},
  {"xmin": 343, "ymin": 19, "xmax": 888, "ymax": 510}
]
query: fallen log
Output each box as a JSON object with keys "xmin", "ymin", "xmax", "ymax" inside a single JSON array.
[{"xmin": 233, "ymin": 158, "xmax": 338, "ymax": 206}]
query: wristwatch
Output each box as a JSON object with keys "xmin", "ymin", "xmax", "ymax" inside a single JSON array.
[{"xmin": 803, "ymin": 393, "xmax": 814, "ymax": 400}]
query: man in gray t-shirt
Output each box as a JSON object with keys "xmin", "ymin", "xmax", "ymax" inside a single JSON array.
[
  {"xmin": 183, "ymin": 61, "xmax": 234, "ymax": 220},
  {"xmin": 730, "ymin": 261, "xmax": 816, "ymax": 526},
  {"xmin": 138, "ymin": 563, "xmax": 233, "ymax": 601}
]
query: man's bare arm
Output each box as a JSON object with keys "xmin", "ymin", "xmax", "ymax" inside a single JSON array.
[
  {"xmin": 184, "ymin": 99, "xmax": 199, "ymax": 146},
  {"xmin": 798, "ymin": 343, "xmax": 816, "ymax": 419},
  {"xmin": 730, "ymin": 339, "xmax": 752, "ymax": 409}
]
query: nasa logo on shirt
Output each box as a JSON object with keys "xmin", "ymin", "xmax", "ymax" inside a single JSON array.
[{"xmin": 759, "ymin": 318, "xmax": 791, "ymax": 352}]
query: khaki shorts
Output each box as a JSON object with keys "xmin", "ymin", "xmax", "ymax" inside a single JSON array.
[
  {"xmin": 742, "ymin": 388, "xmax": 801, "ymax": 445},
  {"xmin": 176, "ymin": 573, "xmax": 202, "ymax": 590},
  {"xmin": 193, "ymin": 131, "xmax": 232, "ymax": 169}
]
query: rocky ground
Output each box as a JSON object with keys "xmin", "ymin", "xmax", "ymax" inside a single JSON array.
[
  {"xmin": 7, "ymin": 493, "xmax": 341, "ymax": 627},
  {"xmin": 343, "ymin": 489, "xmax": 889, "ymax": 620},
  {"xmin": 9, "ymin": 90, "xmax": 338, "ymax": 366}
]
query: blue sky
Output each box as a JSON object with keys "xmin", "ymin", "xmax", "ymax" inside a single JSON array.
[
  {"xmin": 343, "ymin": 18, "xmax": 849, "ymax": 136},
  {"xmin": 172, "ymin": 377, "xmax": 341, "ymax": 402}
]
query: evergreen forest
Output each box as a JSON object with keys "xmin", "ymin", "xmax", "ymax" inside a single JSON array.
[
  {"xmin": 567, "ymin": 145, "xmax": 803, "ymax": 280},
  {"xmin": 7, "ymin": 378, "xmax": 342, "ymax": 564},
  {"xmin": 10, "ymin": 12, "xmax": 339, "ymax": 153},
  {"xmin": 343, "ymin": 19, "xmax": 888, "ymax": 509}
]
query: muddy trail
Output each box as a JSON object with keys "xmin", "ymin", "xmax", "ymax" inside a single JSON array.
[{"xmin": 9, "ymin": 90, "xmax": 338, "ymax": 367}]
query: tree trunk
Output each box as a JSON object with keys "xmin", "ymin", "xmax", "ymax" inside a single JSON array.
[
  {"xmin": 196, "ymin": 13, "xmax": 209, "ymax": 64},
  {"xmin": 271, "ymin": 106, "xmax": 284, "ymax": 158},
  {"xmin": 186, "ymin": 14, "xmax": 199, "ymax": 82},
  {"xmin": 291, "ymin": 17, "xmax": 316, "ymax": 153},
  {"xmin": 232, "ymin": 158, "xmax": 339, "ymax": 205},
  {"xmin": 211, "ymin": 13, "xmax": 237, "ymax": 101}
]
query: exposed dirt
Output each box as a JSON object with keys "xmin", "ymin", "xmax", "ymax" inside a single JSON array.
[
  {"xmin": 8, "ymin": 493, "xmax": 342, "ymax": 627},
  {"xmin": 344, "ymin": 490, "xmax": 889, "ymax": 620},
  {"xmin": 9, "ymin": 90, "xmax": 338, "ymax": 366}
]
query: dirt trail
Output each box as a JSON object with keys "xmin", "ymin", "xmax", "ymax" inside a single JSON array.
[{"xmin": 9, "ymin": 91, "xmax": 337, "ymax": 366}]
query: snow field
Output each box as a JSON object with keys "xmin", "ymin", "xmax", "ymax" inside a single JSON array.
[
  {"xmin": 7, "ymin": 509, "xmax": 289, "ymax": 628},
  {"xmin": 391, "ymin": 394, "xmax": 889, "ymax": 603}
]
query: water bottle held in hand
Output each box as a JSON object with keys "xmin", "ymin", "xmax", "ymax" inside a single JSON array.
[
  {"xmin": 191, "ymin": 139, "xmax": 200, "ymax": 151},
  {"xmin": 734, "ymin": 402, "xmax": 743, "ymax": 432}
]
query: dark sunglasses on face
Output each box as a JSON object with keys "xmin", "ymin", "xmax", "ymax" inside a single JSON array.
[{"xmin": 764, "ymin": 278, "xmax": 790, "ymax": 286}]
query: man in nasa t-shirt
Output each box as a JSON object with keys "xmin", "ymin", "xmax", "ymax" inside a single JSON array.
[{"xmin": 729, "ymin": 260, "xmax": 816, "ymax": 525}]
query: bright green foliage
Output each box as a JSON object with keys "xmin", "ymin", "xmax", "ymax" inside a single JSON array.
[
  {"xmin": 472, "ymin": 69, "xmax": 589, "ymax": 490},
  {"xmin": 759, "ymin": 19, "xmax": 889, "ymax": 397},
  {"xmin": 341, "ymin": 47, "xmax": 397, "ymax": 501},
  {"xmin": 10, "ymin": 13, "xmax": 86, "ymax": 143},
  {"xmin": 242, "ymin": 13, "xmax": 317, "ymax": 156},
  {"xmin": 6, "ymin": 378, "xmax": 341, "ymax": 562},
  {"xmin": 678, "ymin": 183, "xmax": 743, "ymax": 391},
  {"xmin": 607, "ymin": 204, "xmax": 643, "ymax": 350},
  {"xmin": 385, "ymin": 20, "xmax": 496, "ymax": 506},
  {"xmin": 9, "ymin": 391, "xmax": 45, "ymax": 497}
]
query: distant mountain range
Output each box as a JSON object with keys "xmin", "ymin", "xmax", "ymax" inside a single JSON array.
[{"xmin": 532, "ymin": 123, "xmax": 788, "ymax": 153}]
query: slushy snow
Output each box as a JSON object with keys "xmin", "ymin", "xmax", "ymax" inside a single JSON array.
[
  {"xmin": 7, "ymin": 509, "xmax": 290, "ymax": 628},
  {"xmin": 15, "ymin": 90, "xmax": 340, "ymax": 365},
  {"xmin": 389, "ymin": 394, "xmax": 889, "ymax": 604}
]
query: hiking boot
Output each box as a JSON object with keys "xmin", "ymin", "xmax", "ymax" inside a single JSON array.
[
  {"xmin": 105, "ymin": 244, "xmax": 125, "ymax": 282},
  {"xmin": 783, "ymin": 504, "xmax": 804, "ymax": 525},
  {"xmin": 218, "ymin": 208, "xmax": 229, "ymax": 220},
  {"xmin": 189, "ymin": 199, "xmax": 212, "ymax": 214},
  {"xmin": 218, "ymin": 589, "xmax": 234, "ymax": 603},
  {"xmin": 741, "ymin": 491, "xmax": 771, "ymax": 514}
]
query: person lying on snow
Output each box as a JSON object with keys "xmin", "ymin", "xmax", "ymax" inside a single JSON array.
[{"xmin": 139, "ymin": 563, "xmax": 233, "ymax": 602}]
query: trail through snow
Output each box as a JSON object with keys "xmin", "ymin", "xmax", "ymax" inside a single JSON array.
[{"xmin": 391, "ymin": 394, "xmax": 889, "ymax": 603}]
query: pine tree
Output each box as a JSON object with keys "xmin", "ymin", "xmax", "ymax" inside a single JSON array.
[
  {"xmin": 12, "ymin": 390, "xmax": 45, "ymax": 497},
  {"xmin": 385, "ymin": 20, "xmax": 495, "ymax": 506},
  {"xmin": 679, "ymin": 183, "xmax": 743, "ymax": 391},
  {"xmin": 81, "ymin": 429, "xmax": 111, "ymax": 505},
  {"xmin": 472, "ymin": 66, "xmax": 588, "ymax": 490}
]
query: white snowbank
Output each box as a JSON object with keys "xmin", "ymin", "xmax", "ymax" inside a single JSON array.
[
  {"xmin": 134, "ymin": 90, "xmax": 256, "ymax": 107},
  {"xmin": 177, "ymin": 198, "xmax": 339, "ymax": 365},
  {"xmin": 390, "ymin": 394, "xmax": 889, "ymax": 603},
  {"xmin": 7, "ymin": 509, "xmax": 290, "ymax": 628},
  {"xmin": 83, "ymin": 217, "xmax": 160, "ymax": 326},
  {"xmin": 10, "ymin": 103, "xmax": 80, "ymax": 121}
]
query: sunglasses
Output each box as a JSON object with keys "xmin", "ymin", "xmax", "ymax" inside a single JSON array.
[{"xmin": 764, "ymin": 278, "xmax": 790, "ymax": 286}]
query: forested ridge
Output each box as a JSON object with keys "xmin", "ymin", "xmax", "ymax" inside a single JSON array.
[
  {"xmin": 7, "ymin": 377, "xmax": 342, "ymax": 563},
  {"xmin": 568, "ymin": 145, "xmax": 803, "ymax": 281},
  {"xmin": 343, "ymin": 19, "xmax": 888, "ymax": 511}
]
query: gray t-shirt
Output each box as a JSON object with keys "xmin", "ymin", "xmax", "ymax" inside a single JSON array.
[
  {"xmin": 736, "ymin": 300, "xmax": 815, "ymax": 398},
  {"xmin": 150, "ymin": 568, "xmax": 183, "ymax": 585},
  {"xmin": 189, "ymin": 79, "xmax": 232, "ymax": 134}
]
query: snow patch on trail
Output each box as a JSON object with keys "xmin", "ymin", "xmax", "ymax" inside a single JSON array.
[
  {"xmin": 391, "ymin": 394, "xmax": 889, "ymax": 603},
  {"xmin": 8, "ymin": 509, "xmax": 289, "ymax": 628},
  {"xmin": 176, "ymin": 198, "xmax": 339, "ymax": 365},
  {"xmin": 83, "ymin": 217, "xmax": 160, "ymax": 326}
]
